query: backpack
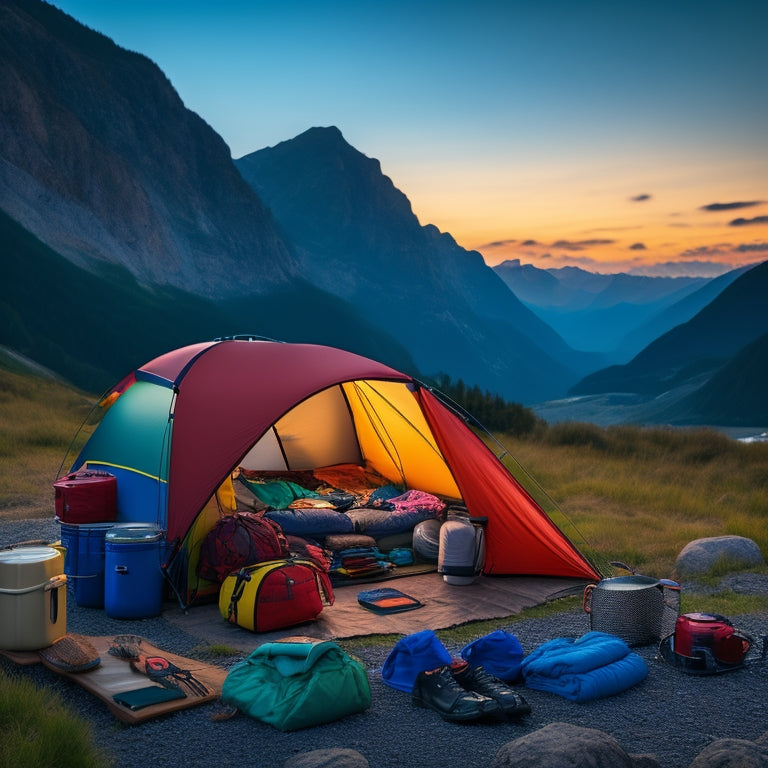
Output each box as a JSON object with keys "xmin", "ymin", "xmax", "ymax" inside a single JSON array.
[{"xmin": 197, "ymin": 512, "xmax": 288, "ymax": 583}]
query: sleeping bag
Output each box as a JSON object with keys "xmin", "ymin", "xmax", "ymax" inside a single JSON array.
[{"xmin": 520, "ymin": 631, "xmax": 648, "ymax": 702}]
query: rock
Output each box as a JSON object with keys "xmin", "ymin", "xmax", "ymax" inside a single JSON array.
[
  {"xmin": 688, "ymin": 737, "xmax": 768, "ymax": 767},
  {"xmin": 283, "ymin": 748, "xmax": 369, "ymax": 768},
  {"xmin": 490, "ymin": 722, "xmax": 661, "ymax": 768},
  {"xmin": 675, "ymin": 536, "xmax": 764, "ymax": 578}
]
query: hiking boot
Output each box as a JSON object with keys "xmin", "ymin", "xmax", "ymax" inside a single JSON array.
[
  {"xmin": 412, "ymin": 666, "xmax": 504, "ymax": 722},
  {"xmin": 451, "ymin": 661, "xmax": 531, "ymax": 719}
]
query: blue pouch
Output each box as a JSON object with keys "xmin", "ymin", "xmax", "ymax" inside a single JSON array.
[
  {"xmin": 460, "ymin": 629, "xmax": 525, "ymax": 681},
  {"xmin": 382, "ymin": 629, "xmax": 452, "ymax": 692}
]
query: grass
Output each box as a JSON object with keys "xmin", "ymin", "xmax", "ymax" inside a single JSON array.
[
  {"xmin": 493, "ymin": 423, "xmax": 768, "ymax": 579},
  {"xmin": 0, "ymin": 668, "xmax": 112, "ymax": 768},
  {"xmin": 0, "ymin": 367, "xmax": 95, "ymax": 518}
]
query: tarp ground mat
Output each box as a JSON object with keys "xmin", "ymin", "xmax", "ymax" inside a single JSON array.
[{"xmin": 164, "ymin": 573, "xmax": 591, "ymax": 647}]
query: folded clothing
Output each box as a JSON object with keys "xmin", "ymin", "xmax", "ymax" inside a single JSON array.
[{"xmin": 520, "ymin": 631, "xmax": 648, "ymax": 702}]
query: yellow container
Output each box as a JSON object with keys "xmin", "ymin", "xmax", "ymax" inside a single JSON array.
[{"xmin": 0, "ymin": 546, "xmax": 67, "ymax": 651}]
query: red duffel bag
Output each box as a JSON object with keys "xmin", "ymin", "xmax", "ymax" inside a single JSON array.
[{"xmin": 53, "ymin": 470, "xmax": 118, "ymax": 523}]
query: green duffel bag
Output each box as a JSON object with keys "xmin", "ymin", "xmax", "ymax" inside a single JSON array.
[{"xmin": 222, "ymin": 636, "xmax": 371, "ymax": 731}]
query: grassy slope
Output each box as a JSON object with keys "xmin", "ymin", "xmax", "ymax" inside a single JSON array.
[{"xmin": 0, "ymin": 359, "xmax": 94, "ymax": 518}]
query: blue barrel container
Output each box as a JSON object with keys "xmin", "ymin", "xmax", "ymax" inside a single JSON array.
[
  {"xmin": 58, "ymin": 522, "xmax": 114, "ymax": 608},
  {"xmin": 104, "ymin": 526, "xmax": 165, "ymax": 619}
]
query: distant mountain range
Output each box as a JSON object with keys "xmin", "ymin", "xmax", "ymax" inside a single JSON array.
[
  {"xmin": 0, "ymin": 0, "xmax": 764, "ymax": 427},
  {"xmin": 493, "ymin": 260, "xmax": 748, "ymax": 363}
]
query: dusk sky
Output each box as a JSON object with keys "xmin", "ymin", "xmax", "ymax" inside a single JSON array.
[{"xmin": 50, "ymin": 0, "xmax": 768, "ymax": 278}]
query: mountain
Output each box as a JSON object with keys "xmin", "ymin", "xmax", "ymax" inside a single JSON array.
[
  {"xmin": 236, "ymin": 127, "xmax": 596, "ymax": 402},
  {"xmin": 570, "ymin": 259, "xmax": 768, "ymax": 400},
  {"xmin": 0, "ymin": 205, "xmax": 421, "ymax": 392},
  {"xmin": 493, "ymin": 260, "xmax": 716, "ymax": 361},
  {"xmin": 0, "ymin": 0, "xmax": 593, "ymax": 404},
  {"xmin": 664, "ymin": 332, "xmax": 768, "ymax": 426},
  {"xmin": 0, "ymin": 0, "xmax": 298, "ymax": 298}
]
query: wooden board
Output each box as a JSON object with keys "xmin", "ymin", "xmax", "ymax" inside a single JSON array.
[{"xmin": 0, "ymin": 636, "xmax": 226, "ymax": 724}]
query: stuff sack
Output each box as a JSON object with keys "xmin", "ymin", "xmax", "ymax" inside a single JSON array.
[
  {"xmin": 219, "ymin": 558, "xmax": 334, "ymax": 633},
  {"xmin": 197, "ymin": 511, "xmax": 288, "ymax": 583},
  {"xmin": 222, "ymin": 638, "xmax": 370, "ymax": 731}
]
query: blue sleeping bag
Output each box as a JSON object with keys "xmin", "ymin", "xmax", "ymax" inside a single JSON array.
[{"xmin": 521, "ymin": 631, "xmax": 648, "ymax": 702}]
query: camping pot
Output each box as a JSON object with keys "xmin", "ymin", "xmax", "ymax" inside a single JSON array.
[{"xmin": 583, "ymin": 574, "xmax": 680, "ymax": 646}]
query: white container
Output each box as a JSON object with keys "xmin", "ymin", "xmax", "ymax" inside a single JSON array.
[
  {"xmin": 0, "ymin": 546, "xmax": 67, "ymax": 650},
  {"xmin": 438, "ymin": 515, "xmax": 486, "ymax": 585}
]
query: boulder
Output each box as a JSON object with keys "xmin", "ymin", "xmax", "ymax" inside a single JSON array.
[
  {"xmin": 675, "ymin": 536, "xmax": 764, "ymax": 578},
  {"xmin": 688, "ymin": 737, "xmax": 768, "ymax": 767},
  {"xmin": 284, "ymin": 748, "xmax": 369, "ymax": 768},
  {"xmin": 490, "ymin": 722, "xmax": 661, "ymax": 768}
]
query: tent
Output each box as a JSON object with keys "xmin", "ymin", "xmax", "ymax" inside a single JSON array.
[{"xmin": 63, "ymin": 338, "xmax": 601, "ymax": 604}]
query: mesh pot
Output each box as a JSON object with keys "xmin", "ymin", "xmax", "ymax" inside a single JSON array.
[{"xmin": 583, "ymin": 574, "xmax": 680, "ymax": 646}]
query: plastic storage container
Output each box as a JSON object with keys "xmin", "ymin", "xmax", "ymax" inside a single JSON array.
[
  {"xmin": 438, "ymin": 514, "xmax": 486, "ymax": 585},
  {"xmin": 54, "ymin": 470, "xmax": 117, "ymax": 523},
  {"xmin": 0, "ymin": 546, "xmax": 67, "ymax": 650},
  {"xmin": 104, "ymin": 526, "xmax": 165, "ymax": 619},
  {"xmin": 58, "ymin": 522, "xmax": 114, "ymax": 608}
]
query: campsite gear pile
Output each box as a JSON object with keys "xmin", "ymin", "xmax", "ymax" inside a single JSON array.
[
  {"xmin": 659, "ymin": 612, "xmax": 761, "ymax": 675},
  {"xmin": 218, "ymin": 557, "xmax": 334, "ymax": 632},
  {"xmin": 583, "ymin": 574, "xmax": 681, "ymax": 646},
  {"xmin": 59, "ymin": 339, "xmax": 601, "ymax": 609},
  {"xmin": 0, "ymin": 545, "xmax": 67, "ymax": 651},
  {"xmin": 222, "ymin": 637, "xmax": 371, "ymax": 731}
]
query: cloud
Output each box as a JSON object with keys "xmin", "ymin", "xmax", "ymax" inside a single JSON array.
[
  {"xmin": 629, "ymin": 242, "xmax": 646, "ymax": 250},
  {"xmin": 701, "ymin": 201, "xmax": 763, "ymax": 212},
  {"xmin": 630, "ymin": 194, "xmax": 652, "ymax": 202},
  {"xmin": 680, "ymin": 245, "xmax": 727, "ymax": 259},
  {"xmin": 551, "ymin": 239, "xmax": 615, "ymax": 251},
  {"xmin": 735, "ymin": 242, "xmax": 768, "ymax": 252},
  {"xmin": 480, "ymin": 238, "xmax": 518, "ymax": 249},
  {"xmin": 730, "ymin": 215, "xmax": 768, "ymax": 226},
  {"xmin": 521, "ymin": 239, "xmax": 538, "ymax": 246}
]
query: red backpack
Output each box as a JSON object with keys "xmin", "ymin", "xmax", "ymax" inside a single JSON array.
[{"xmin": 198, "ymin": 512, "xmax": 289, "ymax": 583}]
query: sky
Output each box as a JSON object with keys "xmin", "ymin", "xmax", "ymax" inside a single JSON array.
[{"xmin": 49, "ymin": 0, "xmax": 768, "ymax": 278}]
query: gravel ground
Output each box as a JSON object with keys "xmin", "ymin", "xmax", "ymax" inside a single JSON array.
[{"xmin": 2, "ymin": 518, "xmax": 767, "ymax": 768}]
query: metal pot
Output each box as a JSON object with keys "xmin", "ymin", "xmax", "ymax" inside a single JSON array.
[{"xmin": 583, "ymin": 574, "xmax": 680, "ymax": 646}]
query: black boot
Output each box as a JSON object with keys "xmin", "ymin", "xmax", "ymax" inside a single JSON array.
[
  {"xmin": 412, "ymin": 666, "xmax": 504, "ymax": 722},
  {"xmin": 451, "ymin": 661, "xmax": 531, "ymax": 719}
]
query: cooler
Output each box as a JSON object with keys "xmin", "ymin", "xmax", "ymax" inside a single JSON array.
[
  {"xmin": 104, "ymin": 526, "xmax": 165, "ymax": 619},
  {"xmin": 0, "ymin": 546, "xmax": 67, "ymax": 651},
  {"xmin": 58, "ymin": 522, "xmax": 114, "ymax": 608},
  {"xmin": 54, "ymin": 470, "xmax": 117, "ymax": 524}
]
